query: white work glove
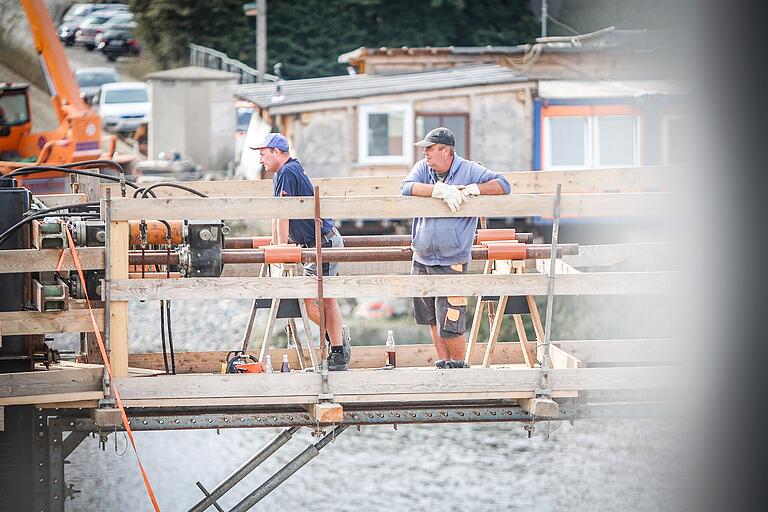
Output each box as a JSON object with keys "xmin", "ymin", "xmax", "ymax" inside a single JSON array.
[
  {"xmin": 431, "ymin": 181, "xmax": 466, "ymax": 212},
  {"xmin": 461, "ymin": 183, "xmax": 481, "ymax": 197}
]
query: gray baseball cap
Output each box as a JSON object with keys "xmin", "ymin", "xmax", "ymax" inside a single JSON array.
[{"xmin": 414, "ymin": 127, "xmax": 456, "ymax": 147}]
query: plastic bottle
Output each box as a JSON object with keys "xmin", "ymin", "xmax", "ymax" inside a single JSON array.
[
  {"xmin": 264, "ymin": 354, "xmax": 273, "ymax": 373},
  {"xmin": 280, "ymin": 354, "xmax": 291, "ymax": 373},
  {"xmin": 385, "ymin": 330, "xmax": 396, "ymax": 368}
]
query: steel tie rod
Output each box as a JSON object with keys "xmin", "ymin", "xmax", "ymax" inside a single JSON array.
[
  {"xmin": 229, "ymin": 425, "xmax": 349, "ymax": 512},
  {"xmin": 188, "ymin": 426, "xmax": 301, "ymax": 512}
]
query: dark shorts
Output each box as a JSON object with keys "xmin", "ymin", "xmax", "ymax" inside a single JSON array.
[
  {"xmin": 302, "ymin": 232, "xmax": 343, "ymax": 277},
  {"xmin": 412, "ymin": 261, "xmax": 469, "ymax": 338}
]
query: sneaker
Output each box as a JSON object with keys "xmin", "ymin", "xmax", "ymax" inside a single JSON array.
[
  {"xmin": 328, "ymin": 327, "xmax": 351, "ymax": 371},
  {"xmin": 435, "ymin": 359, "xmax": 448, "ymax": 369},
  {"xmin": 328, "ymin": 351, "xmax": 349, "ymax": 371},
  {"xmin": 446, "ymin": 359, "xmax": 470, "ymax": 368}
]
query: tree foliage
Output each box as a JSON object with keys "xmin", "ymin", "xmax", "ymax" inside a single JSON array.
[{"xmin": 128, "ymin": 0, "xmax": 539, "ymax": 78}]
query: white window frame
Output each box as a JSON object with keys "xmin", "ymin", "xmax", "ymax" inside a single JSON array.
[
  {"xmin": 594, "ymin": 115, "xmax": 641, "ymax": 168},
  {"xmin": 661, "ymin": 115, "xmax": 684, "ymax": 165},
  {"xmin": 543, "ymin": 115, "xmax": 591, "ymax": 170},
  {"xmin": 543, "ymin": 114, "xmax": 641, "ymax": 169},
  {"xmin": 358, "ymin": 103, "xmax": 413, "ymax": 165}
]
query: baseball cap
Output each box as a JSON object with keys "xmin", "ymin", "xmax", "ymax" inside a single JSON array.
[
  {"xmin": 414, "ymin": 127, "xmax": 455, "ymax": 147},
  {"xmin": 250, "ymin": 132, "xmax": 289, "ymax": 152}
]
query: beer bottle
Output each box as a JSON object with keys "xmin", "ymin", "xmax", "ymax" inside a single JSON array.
[
  {"xmin": 264, "ymin": 354, "xmax": 274, "ymax": 373},
  {"xmin": 385, "ymin": 330, "xmax": 396, "ymax": 368},
  {"xmin": 280, "ymin": 354, "xmax": 291, "ymax": 373}
]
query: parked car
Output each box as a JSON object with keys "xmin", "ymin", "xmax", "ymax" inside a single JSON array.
[
  {"xmin": 74, "ymin": 66, "xmax": 119, "ymax": 104},
  {"xmin": 96, "ymin": 21, "xmax": 140, "ymax": 62},
  {"xmin": 57, "ymin": 3, "xmax": 127, "ymax": 46},
  {"xmin": 95, "ymin": 82, "xmax": 149, "ymax": 134},
  {"xmin": 75, "ymin": 11, "xmax": 130, "ymax": 51}
]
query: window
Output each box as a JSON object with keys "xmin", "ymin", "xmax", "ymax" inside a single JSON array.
[
  {"xmin": 596, "ymin": 116, "xmax": 638, "ymax": 166},
  {"xmin": 546, "ymin": 117, "xmax": 588, "ymax": 167},
  {"xmin": 415, "ymin": 113, "xmax": 469, "ymax": 158},
  {"xmin": 358, "ymin": 104, "xmax": 413, "ymax": 164},
  {"xmin": 543, "ymin": 113, "xmax": 639, "ymax": 169},
  {"xmin": 0, "ymin": 93, "xmax": 30, "ymax": 126}
]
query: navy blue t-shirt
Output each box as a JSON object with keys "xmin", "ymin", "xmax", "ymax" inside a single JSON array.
[{"xmin": 273, "ymin": 158, "xmax": 333, "ymax": 245}]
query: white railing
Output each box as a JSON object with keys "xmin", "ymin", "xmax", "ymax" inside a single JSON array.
[{"xmin": 188, "ymin": 43, "xmax": 277, "ymax": 84}]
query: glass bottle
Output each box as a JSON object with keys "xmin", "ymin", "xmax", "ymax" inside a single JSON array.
[
  {"xmin": 385, "ymin": 329, "xmax": 396, "ymax": 368},
  {"xmin": 264, "ymin": 354, "xmax": 273, "ymax": 373},
  {"xmin": 280, "ymin": 354, "xmax": 291, "ymax": 373}
]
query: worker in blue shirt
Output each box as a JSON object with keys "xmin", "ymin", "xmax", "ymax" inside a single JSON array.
[
  {"xmin": 401, "ymin": 127, "xmax": 512, "ymax": 369},
  {"xmin": 252, "ymin": 133, "xmax": 351, "ymax": 371}
]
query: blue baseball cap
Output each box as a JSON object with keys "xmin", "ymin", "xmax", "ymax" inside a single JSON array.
[{"xmin": 250, "ymin": 132, "xmax": 289, "ymax": 152}]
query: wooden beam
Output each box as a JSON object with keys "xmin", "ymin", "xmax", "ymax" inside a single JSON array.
[
  {"xmin": 36, "ymin": 193, "xmax": 88, "ymax": 207},
  {"xmin": 518, "ymin": 397, "xmax": 559, "ymax": 418},
  {"xmin": 563, "ymin": 242, "xmax": 678, "ymax": 268},
  {"xmin": 535, "ymin": 259, "xmax": 582, "ymax": 275},
  {"xmin": 106, "ymin": 193, "xmax": 676, "ymax": 221},
  {"xmin": 109, "ymin": 221, "xmax": 130, "ymax": 377},
  {"xmin": 128, "ymin": 342, "xmax": 534, "ymax": 373},
  {"xmin": 549, "ymin": 345, "xmax": 584, "ymax": 369},
  {"xmin": 0, "ymin": 248, "xmax": 104, "ymax": 274},
  {"xmin": 110, "ymin": 271, "xmax": 678, "ymax": 301},
  {"xmin": 101, "ymin": 166, "xmax": 674, "ymax": 197},
  {"xmin": 306, "ymin": 403, "xmax": 343, "ymax": 424},
  {"xmin": 0, "ymin": 309, "xmax": 103, "ymax": 335},
  {"xmin": 112, "ymin": 366, "xmax": 675, "ymax": 406},
  {"xmin": 554, "ymin": 339, "xmax": 678, "ymax": 363},
  {"xmin": 0, "ymin": 366, "xmax": 104, "ymax": 406}
]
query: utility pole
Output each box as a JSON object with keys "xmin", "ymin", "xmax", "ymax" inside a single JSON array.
[
  {"xmin": 257, "ymin": 0, "xmax": 266, "ymax": 83},
  {"xmin": 243, "ymin": 1, "xmax": 267, "ymax": 83},
  {"xmin": 541, "ymin": 0, "xmax": 548, "ymax": 38}
]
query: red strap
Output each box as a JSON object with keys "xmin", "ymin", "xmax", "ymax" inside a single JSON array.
[{"xmin": 65, "ymin": 228, "xmax": 161, "ymax": 511}]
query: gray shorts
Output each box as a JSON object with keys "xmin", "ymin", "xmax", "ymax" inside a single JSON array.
[
  {"xmin": 303, "ymin": 232, "xmax": 343, "ymax": 277},
  {"xmin": 412, "ymin": 261, "xmax": 469, "ymax": 338}
]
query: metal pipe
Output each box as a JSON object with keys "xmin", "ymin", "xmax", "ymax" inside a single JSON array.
[
  {"xmin": 542, "ymin": 183, "xmax": 562, "ymax": 375},
  {"xmin": 229, "ymin": 425, "xmax": 348, "ymax": 512},
  {"xmin": 129, "ymin": 244, "xmax": 576, "ymax": 266},
  {"xmin": 313, "ymin": 186, "xmax": 327, "ymax": 362},
  {"xmin": 188, "ymin": 426, "xmax": 301, "ymax": 512},
  {"xmin": 225, "ymin": 232, "xmax": 534, "ymax": 249}
]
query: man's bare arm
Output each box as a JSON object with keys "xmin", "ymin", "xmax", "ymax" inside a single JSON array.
[
  {"xmin": 276, "ymin": 219, "xmax": 290, "ymax": 244},
  {"xmin": 477, "ymin": 179, "xmax": 506, "ymax": 195},
  {"xmin": 409, "ymin": 183, "xmax": 436, "ymax": 197}
]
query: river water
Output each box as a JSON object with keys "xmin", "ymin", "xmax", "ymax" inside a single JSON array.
[{"xmin": 59, "ymin": 296, "xmax": 684, "ymax": 511}]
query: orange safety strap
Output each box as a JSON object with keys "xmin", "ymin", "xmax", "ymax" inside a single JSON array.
[{"xmin": 64, "ymin": 228, "xmax": 161, "ymax": 512}]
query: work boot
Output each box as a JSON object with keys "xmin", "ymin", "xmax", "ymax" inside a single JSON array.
[
  {"xmin": 446, "ymin": 359, "xmax": 470, "ymax": 368},
  {"xmin": 435, "ymin": 359, "xmax": 448, "ymax": 369},
  {"xmin": 328, "ymin": 327, "xmax": 351, "ymax": 371}
]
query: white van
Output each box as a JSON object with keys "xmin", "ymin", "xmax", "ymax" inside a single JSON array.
[{"xmin": 96, "ymin": 82, "xmax": 149, "ymax": 133}]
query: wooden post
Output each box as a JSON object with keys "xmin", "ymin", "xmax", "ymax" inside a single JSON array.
[
  {"xmin": 514, "ymin": 265, "xmax": 538, "ymax": 368},
  {"xmin": 465, "ymin": 260, "xmax": 492, "ymax": 361},
  {"xmin": 109, "ymin": 221, "xmax": 129, "ymax": 377},
  {"xmin": 481, "ymin": 295, "xmax": 508, "ymax": 368}
]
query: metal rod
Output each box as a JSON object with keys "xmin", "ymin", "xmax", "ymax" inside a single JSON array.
[
  {"xmin": 130, "ymin": 244, "xmax": 575, "ymax": 266},
  {"xmin": 102, "ymin": 188, "xmax": 112, "ymax": 395},
  {"xmin": 542, "ymin": 183, "xmax": 562, "ymax": 374},
  {"xmin": 313, "ymin": 186, "xmax": 327, "ymax": 361},
  {"xmin": 224, "ymin": 232, "xmax": 535, "ymax": 249},
  {"xmin": 194, "ymin": 482, "xmax": 225, "ymax": 512},
  {"xmin": 229, "ymin": 425, "xmax": 348, "ymax": 512},
  {"xmin": 188, "ymin": 427, "xmax": 300, "ymax": 512}
]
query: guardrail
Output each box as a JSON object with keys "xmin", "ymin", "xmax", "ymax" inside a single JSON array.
[{"xmin": 188, "ymin": 42, "xmax": 277, "ymax": 84}]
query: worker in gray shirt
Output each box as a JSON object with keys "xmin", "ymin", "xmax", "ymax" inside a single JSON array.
[{"xmin": 401, "ymin": 127, "xmax": 511, "ymax": 368}]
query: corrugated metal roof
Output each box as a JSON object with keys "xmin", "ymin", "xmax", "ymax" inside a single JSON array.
[
  {"xmin": 538, "ymin": 80, "xmax": 683, "ymax": 99},
  {"xmin": 233, "ymin": 64, "xmax": 531, "ymax": 109}
]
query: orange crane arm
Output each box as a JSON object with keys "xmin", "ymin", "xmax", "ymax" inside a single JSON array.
[{"xmin": 21, "ymin": 0, "xmax": 90, "ymax": 118}]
